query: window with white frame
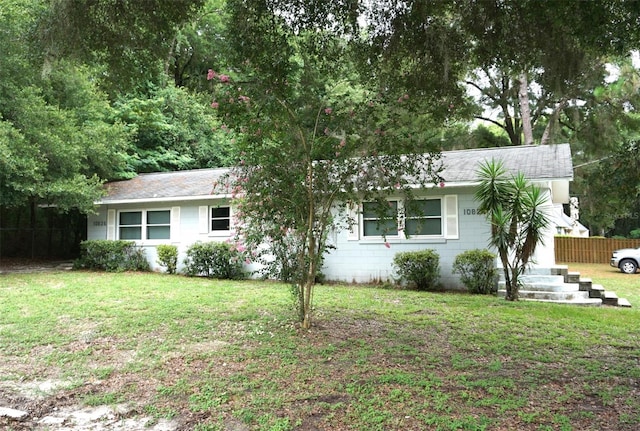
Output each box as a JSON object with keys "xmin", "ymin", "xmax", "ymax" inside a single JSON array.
[
  {"xmin": 358, "ymin": 197, "xmax": 456, "ymax": 240},
  {"xmin": 211, "ymin": 206, "xmax": 231, "ymax": 232},
  {"xmin": 118, "ymin": 210, "xmax": 170, "ymax": 240},
  {"xmin": 404, "ymin": 199, "xmax": 442, "ymax": 236},
  {"xmin": 362, "ymin": 201, "xmax": 399, "ymax": 237}
]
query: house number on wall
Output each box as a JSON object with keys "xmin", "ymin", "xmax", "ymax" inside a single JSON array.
[
  {"xmin": 463, "ymin": 208, "xmax": 479, "ymax": 215},
  {"xmin": 93, "ymin": 221, "xmax": 107, "ymax": 226}
]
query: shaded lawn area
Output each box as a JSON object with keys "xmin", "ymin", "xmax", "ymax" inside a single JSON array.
[{"xmin": 0, "ymin": 269, "xmax": 638, "ymax": 431}]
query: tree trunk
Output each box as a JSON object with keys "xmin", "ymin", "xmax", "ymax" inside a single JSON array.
[
  {"xmin": 500, "ymin": 254, "xmax": 519, "ymax": 301},
  {"xmin": 518, "ymin": 72, "xmax": 534, "ymax": 145},
  {"xmin": 30, "ymin": 199, "xmax": 37, "ymax": 260},
  {"xmin": 540, "ymin": 99, "xmax": 567, "ymax": 145},
  {"xmin": 301, "ymin": 230, "xmax": 316, "ymax": 329}
]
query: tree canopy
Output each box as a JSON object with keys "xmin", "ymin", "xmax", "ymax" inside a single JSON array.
[{"xmin": 3, "ymin": 0, "xmax": 640, "ymax": 253}]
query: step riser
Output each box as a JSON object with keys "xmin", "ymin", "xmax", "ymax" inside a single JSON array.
[
  {"xmin": 498, "ymin": 290, "xmax": 592, "ymax": 301},
  {"xmin": 498, "ymin": 282, "xmax": 581, "ymax": 292}
]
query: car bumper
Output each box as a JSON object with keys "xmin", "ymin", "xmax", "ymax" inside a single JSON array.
[{"xmin": 610, "ymin": 259, "xmax": 619, "ymax": 268}]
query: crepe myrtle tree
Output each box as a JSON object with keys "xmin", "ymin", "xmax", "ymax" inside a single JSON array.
[
  {"xmin": 208, "ymin": 75, "xmax": 444, "ymax": 329},
  {"xmin": 475, "ymin": 160, "xmax": 550, "ymax": 301}
]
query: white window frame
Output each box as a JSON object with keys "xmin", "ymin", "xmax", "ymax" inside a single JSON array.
[
  {"xmin": 357, "ymin": 195, "xmax": 458, "ymax": 241},
  {"xmin": 360, "ymin": 200, "xmax": 400, "ymax": 239},
  {"xmin": 117, "ymin": 209, "xmax": 171, "ymax": 241},
  {"xmin": 403, "ymin": 198, "xmax": 443, "ymax": 238},
  {"xmin": 210, "ymin": 206, "xmax": 231, "ymax": 233},
  {"xmin": 200, "ymin": 204, "xmax": 233, "ymax": 237}
]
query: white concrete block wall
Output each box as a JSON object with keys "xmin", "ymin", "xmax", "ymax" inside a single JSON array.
[
  {"xmin": 322, "ymin": 190, "xmax": 493, "ymax": 289},
  {"xmin": 86, "ymin": 199, "xmax": 241, "ymax": 273},
  {"xmin": 86, "ymin": 185, "xmax": 557, "ymax": 286}
]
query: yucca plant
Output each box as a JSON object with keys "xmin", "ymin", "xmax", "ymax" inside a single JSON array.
[{"xmin": 475, "ymin": 160, "xmax": 550, "ymax": 301}]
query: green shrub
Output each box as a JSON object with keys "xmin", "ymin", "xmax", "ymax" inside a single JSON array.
[
  {"xmin": 156, "ymin": 244, "xmax": 178, "ymax": 274},
  {"xmin": 392, "ymin": 249, "xmax": 440, "ymax": 290},
  {"xmin": 183, "ymin": 241, "xmax": 245, "ymax": 279},
  {"xmin": 629, "ymin": 228, "xmax": 640, "ymax": 239},
  {"xmin": 452, "ymin": 249, "xmax": 498, "ymax": 294},
  {"xmin": 75, "ymin": 240, "xmax": 150, "ymax": 272}
]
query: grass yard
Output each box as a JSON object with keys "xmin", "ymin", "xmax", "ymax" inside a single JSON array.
[{"xmin": 0, "ymin": 265, "xmax": 638, "ymax": 430}]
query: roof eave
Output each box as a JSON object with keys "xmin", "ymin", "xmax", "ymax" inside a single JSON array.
[{"xmin": 95, "ymin": 193, "xmax": 231, "ymax": 205}]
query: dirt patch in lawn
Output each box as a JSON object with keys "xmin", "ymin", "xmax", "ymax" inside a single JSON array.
[
  {"xmin": 0, "ymin": 258, "xmax": 74, "ymax": 274},
  {"xmin": 0, "ymin": 382, "xmax": 179, "ymax": 430}
]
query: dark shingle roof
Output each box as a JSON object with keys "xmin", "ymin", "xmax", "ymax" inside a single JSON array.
[
  {"xmin": 99, "ymin": 144, "xmax": 572, "ymax": 203},
  {"xmin": 100, "ymin": 168, "xmax": 229, "ymax": 203},
  {"xmin": 440, "ymin": 144, "xmax": 572, "ymax": 183}
]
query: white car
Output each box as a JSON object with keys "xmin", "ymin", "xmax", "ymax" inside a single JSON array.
[{"xmin": 610, "ymin": 247, "xmax": 640, "ymax": 274}]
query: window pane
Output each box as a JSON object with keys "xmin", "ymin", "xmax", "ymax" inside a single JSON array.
[
  {"xmin": 363, "ymin": 219, "xmax": 397, "ymax": 236},
  {"xmin": 211, "ymin": 219, "xmax": 230, "ymax": 231},
  {"xmin": 407, "ymin": 200, "xmax": 441, "ymax": 217},
  {"xmin": 211, "ymin": 207, "xmax": 230, "ymax": 218},
  {"xmin": 147, "ymin": 210, "xmax": 170, "ymax": 225},
  {"xmin": 406, "ymin": 218, "xmax": 442, "ymax": 236},
  {"xmin": 147, "ymin": 226, "xmax": 170, "ymax": 239},
  {"xmin": 120, "ymin": 226, "xmax": 141, "ymax": 240},
  {"xmin": 120, "ymin": 212, "xmax": 141, "ymax": 225},
  {"xmin": 363, "ymin": 201, "xmax": 397, "ymax": 219}
]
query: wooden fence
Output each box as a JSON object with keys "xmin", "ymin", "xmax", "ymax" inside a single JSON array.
[{"xmin": 554, "ymin": 236, "xmax": 640, "ymax": 264}]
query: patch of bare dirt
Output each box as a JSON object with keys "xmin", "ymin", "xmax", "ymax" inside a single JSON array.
[
  {"xmin": 0, "ymin": 380, "xmax": 180, "ymax": 431},
  {"xmin": 0, "ymin": 258, "xmax": 74, "ymax": 274}
]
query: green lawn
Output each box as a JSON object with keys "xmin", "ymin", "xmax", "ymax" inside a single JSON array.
[{"xmin": 0, "ymin": 268, "xmax": 638, "ymax": 430}]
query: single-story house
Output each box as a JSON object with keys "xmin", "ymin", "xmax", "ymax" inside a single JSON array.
[{"xmin": 87, "ymin": 144, "xmax": 574, "ymax": 289}]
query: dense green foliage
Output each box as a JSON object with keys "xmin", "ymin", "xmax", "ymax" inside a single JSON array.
[
  {"xmin": 75, "ymin": 240, "xmax": 150, "ymax": 272},
  {"xmin": 3, "ymin": 0, "xmax": 640, "ymax": 255},
  {"xmin": 392, "ymin": 250, "xmax": 441, "ymax": 291},
  {"xmin": 183, "ymin": 241, "xmax": 245, "ymax": 279},
  {"xmin": 452, "ymin": 249, "xmax": 499, "ymax": 294},
  {"xmin": 156, "ymin": 244, "xmax": 178, "ymax": 274}
]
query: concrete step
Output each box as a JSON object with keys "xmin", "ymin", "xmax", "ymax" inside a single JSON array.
[
  {"xmin": 550, "ymin": 265, "xmax": 569, "ymax": 277},
  {"xmin": 565, "ymin": 272, "xmax": 581, "ymax": 283},
  {"xmin": 589, "ymin": 284, "xmax": 605, "ymax": 298},
  {"xmin": 602, "ymin": 291, "xmax": 619, "ymax": 306},
  {"xmin": 578, "ymin": 278, "xmax": 592, "ymax": 291},
  {"xmin": 618, "ymin": 298, "xmax": 632, "ymax": 308},
  {"xmin": 520, "ymin": 275, "xmax": 566, "ymax": 284},
  {"xmin": 499, "ymin": 266, "xmax": 568, "ymax": 276},
  {"xmin": 497, "ymin": 289, "xmax": 602, "ymax": 305},
  {"xmin": 499, "ymin": 282, "xmax": 582, "ymax": 292},
  {"xmin": 520, "ymin": 297, "xmax": 603, "ymax": 306},
  {"xmin": 498, "ymin": 289, "xmax": 592, "ymax": 302}
]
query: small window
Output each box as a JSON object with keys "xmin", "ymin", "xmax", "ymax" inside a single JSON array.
[
  {"xmin": 147, "ymin": 210, "xmax": 170, "ymax": 239},
  {"xmin": 405, "ymin": 199, "xmax": 442, "ymax": 236},
  {"xmin": 119, "ymin": 211, "xmax": 142, "ymax": 240},
  {"xmin": 362, "ymin": 201, "xmax": 398, "ymax": 237},
  {"xmin": 211, "ymin": 206, "xmax": 230, "ymax": 231}
]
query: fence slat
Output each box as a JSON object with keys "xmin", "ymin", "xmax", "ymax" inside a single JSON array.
[{"xmin": 554, "ymin": 237, "xmax": 640, "ymax": 264}]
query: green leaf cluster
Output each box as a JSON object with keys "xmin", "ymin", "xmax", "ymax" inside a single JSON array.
[
  {"xmin": 452, "ymin": 249, "xmax": 499, "ymax": 294},
  {"xmin": 75, "ymin": 240, "xmax": 150, "ymax": 272},
  {"xmin": 392, "ymin": 250, "xmax": 441, "ymax": 291},
  {"xmin": 183, "ymin": 241, "xmax": 245, "ymax": 279}
]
